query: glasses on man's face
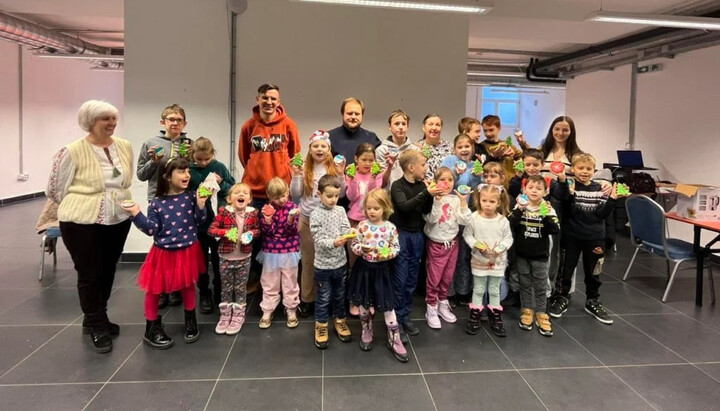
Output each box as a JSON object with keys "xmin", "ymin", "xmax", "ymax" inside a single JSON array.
[{"xmin": 164, "ymin": 117, "xmax": 185, "ymax": 124}]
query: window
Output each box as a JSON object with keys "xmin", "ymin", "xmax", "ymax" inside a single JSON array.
[{"xmin": 479, "ymin": 87, "xmax": 519, "ymax": 129}]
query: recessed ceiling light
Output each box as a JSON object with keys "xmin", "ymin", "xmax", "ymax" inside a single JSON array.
[
  {"xmin": 586, "ymin": 10, "xmax": 720, "ymax": 30},
  {"xmin": 290, "ymin": 0, "xmax": 492, "ymax": 14}
]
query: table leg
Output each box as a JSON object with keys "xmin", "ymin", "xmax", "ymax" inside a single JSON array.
[{"xmin": 695, "ymin": 226, "xmax": 703, "ymax": 307}]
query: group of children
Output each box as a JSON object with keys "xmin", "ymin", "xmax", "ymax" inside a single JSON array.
[{"xmin": 122, "ymin": 105, "xmax": 621, "ymax": 363}]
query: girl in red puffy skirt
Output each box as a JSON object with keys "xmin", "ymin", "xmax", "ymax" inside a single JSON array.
[{"xmin": 122, "ymin": 157, "xmax": 208, "ymax": 349}]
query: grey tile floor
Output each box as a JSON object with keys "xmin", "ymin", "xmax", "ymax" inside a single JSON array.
[{"xmin": 1, "ymin": 199, "xmax": 720, "ymax": 410}]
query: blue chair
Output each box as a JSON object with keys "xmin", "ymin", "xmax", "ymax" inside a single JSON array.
[
  {"xmin": 623, "ymin": 195, "xmax": 714, "ymax": 303},
  {"xmin": 39, "ymin": 226, "xmax": 61, "ymax": 281}
]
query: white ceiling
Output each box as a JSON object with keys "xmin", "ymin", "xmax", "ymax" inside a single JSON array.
[{"xmin": 0, "ymin": 0, "xmax": 718, "ymax": 53}]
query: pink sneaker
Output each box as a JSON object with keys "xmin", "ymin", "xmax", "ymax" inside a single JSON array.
[
  {"xmin": 215, "ymin": 303, "xmax": 232, "ymax": 335},
  {"xmin": 226, "ymin": 303, "xmax": 246, "ymax": 335},
  {"xmin": 387, "ymin": 325, "xmax": 409, "ymax": 363}
]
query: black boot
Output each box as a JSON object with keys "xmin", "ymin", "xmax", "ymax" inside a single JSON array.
[
  {"xmin": 500, "ymin": 290, "xmax": 521, "ymax": 308},
  {"xmin": 158, "ymin": 293, "xmax": 169, "ymax": 309},
  {"xmin": 297, "ymin": 301, "xmax": 314, "ymax": 318},
  {"xmin": 144, "ymin": 316, "xmax": 174, "ymax": 349},
  {"xmin": 168, "ymin": 291, "xmax": 182, "ymax": 306},
  {"xmin": 199, "ymin": 290, "xmax": 214, "ymax": 314},
  {"xmin": 88, "ymin": 326, "xmax": 113, "ymax": 354},
  {"xmin": 488, "ymin": 308, "xmax": 507, "ymax": 337},
  {"xmin": 83, "ymin": 321, "xmax": 120, "ymax": 337},
  {"xmin": 465, "ymin": 307, "xmax": 482, "ymax": 335},
  {"xmin": 184, "ymin": 310, "xmax": 200, "ymax": 343}
]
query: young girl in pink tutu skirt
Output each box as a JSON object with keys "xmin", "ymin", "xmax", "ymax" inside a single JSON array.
[{"xmin": 122, "ymin": 157, "xmax": 208, "ymax": 349}]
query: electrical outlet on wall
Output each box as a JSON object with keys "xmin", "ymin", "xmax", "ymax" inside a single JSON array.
[{"xmin": 17, "ymin": 173, "xmax": 29, "ymax": 181}]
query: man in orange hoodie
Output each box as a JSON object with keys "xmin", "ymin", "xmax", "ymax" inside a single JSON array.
[
  {"xmin": 239, "ymin": 83, "xmax": 301, "ymax": 296},
  {"xmin": 239, "ymin": 83, "xmax": 301, "ymax": 206}
]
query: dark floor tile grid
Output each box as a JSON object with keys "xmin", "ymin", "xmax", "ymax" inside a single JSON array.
[{"xmin": 1, "ymin": 198, "xmax": 720, "ymax": 410}]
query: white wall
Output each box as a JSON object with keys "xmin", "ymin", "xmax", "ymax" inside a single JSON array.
[
  {"xmin": 565, "ymin": 65, "xmax": 631, "ymax": 166},
  {"xmin": 0, "ymin": 41, "xmax": 123, "ymax": 200},
  {"xmin": 565, "ymin": 46, "xmax": 720, "ymax": 244},
  {"xmin": 124, "ymin": 0, "xmax": 231, "ymax": 252},
  {"xmin": 465, "ymin": 85, "xmax": 566, "ymax": 147},
  {"xmin": 236, "ymin": 0, "xmax": 469, "ymax": 145}
]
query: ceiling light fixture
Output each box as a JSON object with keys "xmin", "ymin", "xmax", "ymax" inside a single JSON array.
[
  {"xmin": 34, "ymin": 52, "xmax": 124, "ymax": 62},
  {"xmin": 289, "ymin": 0, "xmax": 492, "ymax": 14},
  {"xmin": 586, "ymin": 10, "xmax": 720, "ymax": 30},
  {"xmin": 467, "ymin": 71, "xmax": 525, "ymax": 78}
]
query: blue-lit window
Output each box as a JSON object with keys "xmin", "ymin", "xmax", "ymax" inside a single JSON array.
[{"xmin": 479, "ymin": 86, "xmax": 520, "ymax": 129}]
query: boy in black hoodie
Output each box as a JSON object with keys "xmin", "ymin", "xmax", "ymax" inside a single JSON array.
[{"xmin": 548, "ymin": 153, "xmax": 618, "ymax": 325}]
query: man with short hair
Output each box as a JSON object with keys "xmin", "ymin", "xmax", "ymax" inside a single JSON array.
[
  {"xmin": 328, "ymin": 97, "xmax": 381, "ymax": 209},
  {"xmin": 239, "ymin": 83, "xmax": 301, "ymax": 205}
]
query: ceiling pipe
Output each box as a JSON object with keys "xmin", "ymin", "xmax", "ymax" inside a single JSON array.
[
  {"xmin": 469, "ymin": 47, "xmax": 563, "ymax": 57},
  {"xmin": 530, "ymin": 8, "xmax": 720, "ymax": 74},
  {"xmin": 0, "ymin": 11, "xmax": 106, "ymax": 54},
  {"xmin": 525, "ymin": 58, "xmax": 566, "ymax": 84}
]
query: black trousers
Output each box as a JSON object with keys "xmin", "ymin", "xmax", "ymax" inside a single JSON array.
[
  {"xmin": 556, "ymin": 235, "xmax": 604, "ymax": 300},
  {"xmin": 60, "ymin": 220, "xmax": 131, "ymax": 328},
  {"xmin": 197, "ymin": 230, "xmax": 221, "ymax": 299}
]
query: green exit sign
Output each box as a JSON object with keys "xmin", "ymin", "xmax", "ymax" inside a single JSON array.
[{"xmin": 637, "ymin": 64, "xmax": 662, "ymax": 74}]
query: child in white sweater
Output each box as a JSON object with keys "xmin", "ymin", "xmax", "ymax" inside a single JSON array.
[
  {"xmin": 463, "ymin": 184, "xmax": 513, "ymax": 338},
  {"xmin": 423, "ymin": 167, "xmax": 471, "ymax": 329}
]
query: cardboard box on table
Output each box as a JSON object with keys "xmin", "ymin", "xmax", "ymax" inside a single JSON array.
[{"xmin": 674, "ymin": 184, "xmax": 720, "ymax": 221}]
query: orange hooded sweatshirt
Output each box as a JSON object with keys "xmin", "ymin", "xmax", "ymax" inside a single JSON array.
[{"xmin": 239, "ymin": 105, "xmax": 301, "ymax": 199}]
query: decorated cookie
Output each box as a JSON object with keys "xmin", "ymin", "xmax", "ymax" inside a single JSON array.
[
  {"xmin": 154, "ymin": 146, "xmax": 165, "ymax": 157},
  {"xmin": 457, "ymin": 185, "xmax": 471, "ymax": 195},
  {"xmin": 198, "ymin": 186, "xmax": 213, "ymax": 198},
  {"xmin": 539, "ymin": 201, "xmax": 550, "ymax": 216},
  {"xmin": 436, "ymin": 181, "xmax": 450, "ymax": 191},
  {"xmin": 178, "ymin": 142, "xmax": 190, "ymax": 157},
  {"xmin": 472, "ymin": 160, "xmax": 484, "ymax": 175},
  {"xmin": 371, "ymin": 162, "xmax": 382, "ymax": 176},
  {"xmin": 262, "ymin": 204, "xmax": 276, "ymax": 217},
  {"xmin": 121, "ymin": 200, "xmax": 135, "ymax": 208},
  {"xmin": 422, "ymin": 146, "xmax": 432, "ymax": 158},
  {"xmin": 455, "ymin": 161, "xmax": 467, "ymax": 173},
  {"xmin": 517, "ymin": 194, "xmax": 529, "ymax": 207},
  {"xmin": 549, "ymin": 161, "xmax": 565, "ymax": 174},
  {"xmin": 333, "ymin": 155, "xmax": 345, "ymax": 165},
  {"xmin": 225, "ymin": 227, "xmax": 238, "ymax": 243},
  {"xmin": 505, "ymin": 136, "xmax": 513, "ymax": 147},
  {"xmin": 378, "ymin": 246, "xmax": 391, "ymax": 259},
  {"xmin": 342, "ymin": 231, "xmax": 358, "ymax": 240},
  {"xmin": 240, "ymin": 231, "xmax": 253, "ymax": 245},
  {"xmin": 345, "ymin": 163, "xmax": 357, "ymax": 178},
  {"xmin": 616, "ymin": 183, "xmax": 631, "ymax": 197},
  {"xmin": 291, "ymin": 152, "xmax": 304, "ymax": 167},
  {"xmin": 473, "ymin": 241, "xmax": 488, "ymax": 251},
  {"xmin": 514, "ymin": 159, "xmax": 525, "ymax": 173}
]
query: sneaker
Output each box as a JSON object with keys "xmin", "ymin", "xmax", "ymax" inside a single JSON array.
[
  {"xmin": 225, "ymin": 304, "xmax": 245, "ymax": 335},
  {"xmin": 425, "ymin": 304, "xmax": 441, "ymax": 329},
  {"xmin": 437, "ymin": 300, "xmax": 457, "ymax": 323},
  {"xmin": 286, "ymin": 309, "xmax": 299, "ymax": 328},
  {"xmin": 487, "ymin": 308, "xmax": 507, "ymax": 337},
  {"xmin": 535, "ymin": 313, "xmax": 553, "ymax": 336},
  {"xmin": 87, "ymin": 327, "xmax": 113, "ymax": 354},
  {"xmin": 314, "ymin": 321, "xmax": 329, "ymax": 349},
  {"xmin": 548, "ymin": 295, "xmax": 569, "ymax": 318},
  {"xmin": 199, "ymin": 290, "xmax": 214, "ymax": 314},
  {"xmin": 386, "ymin": 325, "xmax": 409, "ymax": 363},
  {"xmin": 259, "ymin": 312, "xmax": 273, "ymax": 329},
  {"xmin": 465, "ymin": 307, "xmax": 482, "ymax": 335},
  {"xmin": 500, "ymin": 290, "xmax": 521, "ymax": 308},
  {"xmin": 215, "ymin": 303, "xmax": 232, "ymax": 334},
  {"xmin": 334, "ymin": 318, "xmax": 352, "ymax": 342},
  {"xmin": 585, "ymin": 300, "xmax": 614, "ymax": 325},
  {"xmin": 519, "ymin": 308, "xmax": 534, "ymax": 331},
  {"xmin": 402, "ymin": 320, "xmax": 420, "ymax": 336},
  {"xmin": 359, "ymin": 313, "xmax": 373, "ymax": 351}
]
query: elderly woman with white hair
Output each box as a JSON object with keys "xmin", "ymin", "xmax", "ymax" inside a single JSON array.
[{"xmin": 46, "ymin": 100, "xmax": 134, "ymax": 354}]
